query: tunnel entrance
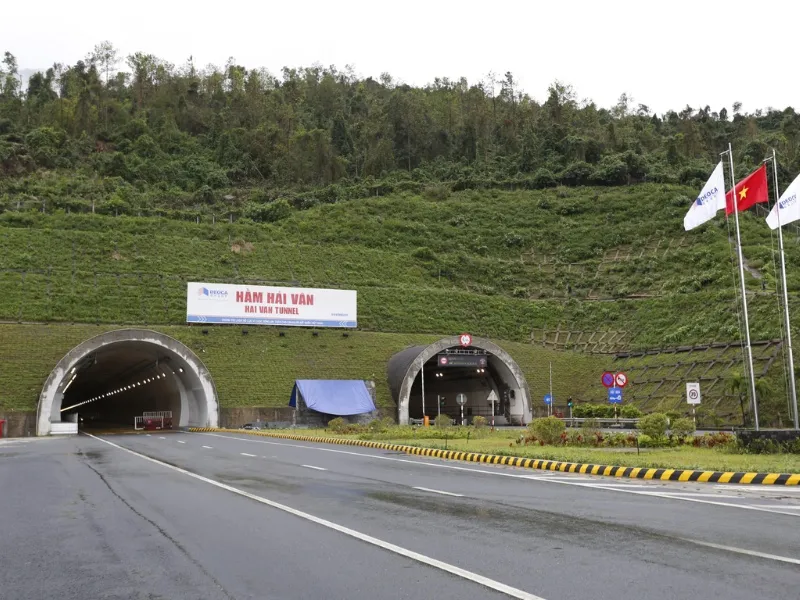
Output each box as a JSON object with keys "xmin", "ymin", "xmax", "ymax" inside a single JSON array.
[
  {"xmin": 388, "ymin": 336, "xmax": 531, "ymax": 426},
  {"xmin": 37, "ymin": 329, "xmax": 219, "ymax": 435}
]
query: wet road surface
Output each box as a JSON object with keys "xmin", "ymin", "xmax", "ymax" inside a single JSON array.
[{"xmin": 1, "ymin": 432, "xmax": 798, "ymax": 600}]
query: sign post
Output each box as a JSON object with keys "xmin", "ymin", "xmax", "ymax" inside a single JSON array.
[
  {"xmin": 544, "ymin": 394, "xmax": 553, "ymax": 417},
  {"xmin": 608, "ymin": 387, "xmax": 623, "ymax": 404},
  {"xmin": 456, "ymin": 393, "xmax": 467, "ymax": 426},
  {"xmin": 487, "ymin": 390, "xmax": 498, "ymax": 430},
  {"xmin": 601, "ymin": 372, "xmax": 615, "ymax": 388},
  {"xmin": 614, "ymin": 372, "xmax": 628, "ymax": 388},
  {"xmin": 686, "ymin": 382, "xmax": 701, "ymax": 427}
]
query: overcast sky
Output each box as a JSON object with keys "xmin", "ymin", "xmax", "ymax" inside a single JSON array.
[{"xmin": 2, "ymin": 0, "xmax": 796, "ymax": 114}]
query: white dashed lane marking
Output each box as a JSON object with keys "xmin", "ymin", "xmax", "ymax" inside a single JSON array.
[{"xmin": 413, "ymin": 486, "xmax": 464, "ymax": 497}]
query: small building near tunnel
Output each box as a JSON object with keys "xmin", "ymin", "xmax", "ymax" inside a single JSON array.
[{"xmin": 388, "ymin": 335, "xmax": 532, "ymax": 426}]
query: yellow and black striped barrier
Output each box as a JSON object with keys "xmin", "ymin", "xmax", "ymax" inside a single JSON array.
[{"xmin": 188, "ymin": 428, "xmax": 800, "ymax": 486}]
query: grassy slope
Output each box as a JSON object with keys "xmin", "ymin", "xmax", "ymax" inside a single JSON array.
[
  {"xmin": 2, "ymin": 184, "xmax": 797, "ymax": 420},
  {"xmin": 0, "ymin": 324, "xmax": 606, "ymax": 413},
  {"xmin": 2, "ymin": 184, "xmax": 797, "ymax": 346}
]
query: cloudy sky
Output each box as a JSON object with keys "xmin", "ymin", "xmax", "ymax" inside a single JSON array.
[{"xmin": 2, "ymin": 0, "xmax": 796, "ymax": 114}]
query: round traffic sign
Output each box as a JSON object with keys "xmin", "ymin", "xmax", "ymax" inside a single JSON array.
[
  {"xmin": 601, "ymin": 372, "xmax": 615, "ymax": 388},
  {"xmin": 614, "ymin": 372, "xmax": 628, "ymax": 388},
  {"xmin": 456, "ymin": 393, "xmax": 468, "ymax": 405},
  {"xmin": 439, "ymin": 356, "xmax": 449, "ymax": 366},
  {"xmin": 459, "ymin": 333, "xmax": 472, "ymax": 347},
  {"xmin": 688, "ymin": 388, "xmax": 699, "ymax": 401}
]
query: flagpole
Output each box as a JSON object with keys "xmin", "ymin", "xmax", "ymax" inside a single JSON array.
[
  {"xmin": 726, "ymin": 143, "xmax": 760, "ymax": 430},
  {"xmin": 769, "ymin": 148, "xmax": 799, "ymax": 430}
]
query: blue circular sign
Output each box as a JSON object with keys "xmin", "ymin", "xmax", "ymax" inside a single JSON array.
[{"xmin": 601, "ymin": 372, "xmax": 615, "ymax": 387}]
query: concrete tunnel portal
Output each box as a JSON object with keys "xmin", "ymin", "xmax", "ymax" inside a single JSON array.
[
  {"xmin": 37, "ymin": 329, "xmax": 219, "ymax": 436},
  {"xmin": 389, "ymin": 336, "xmax": 532, "ymax": 426}
]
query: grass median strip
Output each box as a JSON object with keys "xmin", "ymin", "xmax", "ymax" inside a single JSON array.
[{"xmin": 189, "ymin": 428, "xmax": 800, "ymax": 486}]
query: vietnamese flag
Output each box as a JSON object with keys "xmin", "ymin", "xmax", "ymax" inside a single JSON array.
[{"xmin": 726, "ymin": 164, "xmax": 769, "ymax": 215}]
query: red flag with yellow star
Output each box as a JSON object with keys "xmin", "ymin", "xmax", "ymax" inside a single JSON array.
[{"xmin": 725, "ymin": 164, "xmax": 768, "ymax": 215}]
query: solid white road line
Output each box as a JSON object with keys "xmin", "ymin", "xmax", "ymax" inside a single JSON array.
[
  {"xmin": 86, "ymin": 434, "xmax": 545, "ymax": 600},
  {"xmin": 680, "ymin": 538, "xmax": 800, "ymax": 566},
  {"xmin": 750, "ymin": 504, "xmax": 800, "ymax": 509},
  {"xmin": 302, "ymin": 465, "xmax": 327, "ymax": 471},
  {"xmin": 240, "ymin": 452, "xmax": 257, "ymax": 457},
  {"xmin": 413, "ymin": 486, "xmax": 464, "ymax": 497},
  {"xmin": 646, "ymin": 492, "xmax": 740, "ymax": 499},
  {"xmin": 202, "ymin": 445, "xmax": 213, "ymax": 449},
  {"xmin": 177, "ymin": 441, "xmax": 186, "ymax": 444},
  {"xmin": 158, "ymin": 436, "xmax": 165, "ymax": 439},
  {"xmin": 194, "ymin": 433, "xmax": 800, "ymax": 518}
]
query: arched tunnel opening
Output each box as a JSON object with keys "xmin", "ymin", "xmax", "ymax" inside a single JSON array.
[
  {"xmin": 389, "ymin": 336, "xmax": 532, "ymax": 426},
  {"xmin": 37, "ymin": 329, "xmax": 219, "ymax": 436},
  {"xmin": 408, "ymin": 352, "xmax": 520, "ymax": 424}
]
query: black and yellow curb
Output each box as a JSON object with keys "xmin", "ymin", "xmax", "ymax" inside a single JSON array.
[{"xmin": 188, "ymin": 428, "xmax": 800, "ymax": 486}]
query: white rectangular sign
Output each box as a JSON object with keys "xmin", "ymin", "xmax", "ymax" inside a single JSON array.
[
  {"xmin": 686, "ymin": 382, "xmax": 701, "ymax": 405},
  {"xmin": 186, "ymin": 282, "xmax": 357, "ymax": 328}
]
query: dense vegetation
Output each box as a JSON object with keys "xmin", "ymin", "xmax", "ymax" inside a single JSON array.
[
  {"xmin": 2, "ymin": 44, "xmax": 800, "ymax": 427},
  {"xmin": 3, "ymin": 44, "xmax": 800, "ymax": 217},
  {"xmin": 2, "ymin": 185, "xmax": 799, "ymax": 348}
]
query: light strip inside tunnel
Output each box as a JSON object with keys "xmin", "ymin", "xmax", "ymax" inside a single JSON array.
[{"xmin": 61, "ymin": 371, "xmax": 170, "ymax": 412}]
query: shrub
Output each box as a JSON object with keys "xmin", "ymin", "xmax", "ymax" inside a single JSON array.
[
  {"xmin": 411, "ymin": 246, "xmax": 437, "ymax": 261},
  {"xmin": 327, "ymin": 417, "xmax": 348, "ymax": 434},
  {"xmin": 532, "ymin": 168, "xmax": 557, "ymax": 189},
  {"xmin": 692, "ymin": 432, "xmax": 735, "ymax": 449},
  {"xmin": 638, "ymin": 413, "xmax": 669, "ymax": 439},
  {"xmin": 637, "ymin": 434, "xmax": 656, "ymax": 448},
  {"xmin": 472, "ymin": 416, "xmax": 487, "ymax": 429},
  {"xmin": 670, "ymin": 417, "xmax": 696, "ymax": 439},
  {"xmin": 243, "ymin": 198, "xmax": 292, "ymax": 222},
  {"xmin": 368, "ymin": 417, "xmax": 395, "ymax": 433},
  {"xmin": 423, "ymin": 184, "xmax": 451, "ymax": 201},
  {"xmin": 620, "ymin": 405, "xmax": 643, "ymax": 418},
  {"xmin": 529, "ymin": 416, "xmax": 566, "ymax": 445},
  {"xmin": 434, "ymin": 413, "xmax": 452, "ymax": 429}
]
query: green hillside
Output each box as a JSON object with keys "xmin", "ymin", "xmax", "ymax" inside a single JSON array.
[
  {"xmin": 0, "ymin": 324, "xmax": 606, "ymax": 418},
  {"xmin": 2, "ymin": 184, "xmax": 799, "ymax": 348},
  {"xmin": 2, "ymin": 184, "xmax": 799, "ymax": 426},
  {"xmin": 3, "ymin": 47, "xmax": 800, "ymax": 428}
]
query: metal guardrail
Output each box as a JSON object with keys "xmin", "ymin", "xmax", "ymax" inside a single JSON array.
[{"xmin": 408, "ymin": 417, "xmax": 641, "ymax": 428}]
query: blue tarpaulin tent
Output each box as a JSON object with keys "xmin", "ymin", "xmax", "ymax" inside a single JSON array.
[{"xmin": 289, "ymin": 380, "xmax": 376, "ymax": 416}]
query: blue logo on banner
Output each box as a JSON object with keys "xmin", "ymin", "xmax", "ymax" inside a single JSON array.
[{"xmin": 608, "ymin": 387, "xmax": 623, "ymax": 404}]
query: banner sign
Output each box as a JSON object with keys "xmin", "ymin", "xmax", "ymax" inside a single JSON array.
[{"xmin": 186, "ymin": 282, "xmax": 357, "ymax": 328}]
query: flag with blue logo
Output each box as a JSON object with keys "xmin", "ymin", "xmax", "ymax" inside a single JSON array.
[
  {"xmin": 766, "ymin": 173, "xmax": 800, "ymax": 230},
  {"xmin": 684, "ymin": 162, "xmax": 726, "ymax": 231}
]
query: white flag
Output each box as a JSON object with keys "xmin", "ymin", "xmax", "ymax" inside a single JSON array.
[
  {"xmin": 766, "ymin": 173, "xmax": 800, "ymax": 230},
  {"xmin": 683, "ymin": 162, "xmax": 726, "ymax": 231}
]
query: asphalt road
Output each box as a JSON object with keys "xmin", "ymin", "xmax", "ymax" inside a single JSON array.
[{"xmin": 1, "ymin": 433, "xmax": 798, "ymax": 600}]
